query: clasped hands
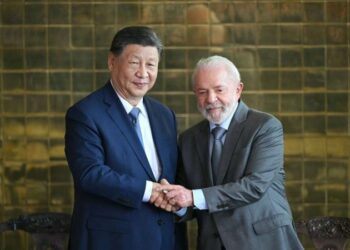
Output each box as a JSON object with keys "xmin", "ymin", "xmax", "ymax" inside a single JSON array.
[{"xmin": 150, "ymin": 179, "xmax": 193, "ymax": 212}]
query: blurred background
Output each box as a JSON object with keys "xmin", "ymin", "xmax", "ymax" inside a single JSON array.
[{"xmin": 0, "ymin": 0, "xmax": 349, "ymax": 249}]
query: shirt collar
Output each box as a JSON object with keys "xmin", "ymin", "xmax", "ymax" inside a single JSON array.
[{"xmin": 209, "ymin": 101, "xmax": 238, "ymax": 131}]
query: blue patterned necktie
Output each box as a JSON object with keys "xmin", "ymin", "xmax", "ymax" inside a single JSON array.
[
  {"xmin": 211, "ymin": 126, "xmax": 226, "ymax": 183},
  {"xmin": 129, "ymin": 107, "xmax": 143, "ymax": 146}
]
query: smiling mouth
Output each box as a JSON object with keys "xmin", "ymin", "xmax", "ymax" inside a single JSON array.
[
  {"xmin": 207, "ymin": 109, "xmax": 221, "ymax": 114},
  {"xmin": 207, "ymin": 106, "xmax": 223, "ymax": 112},
  {"xmin": 133, "ymin": 82, "xmax": 148, "ymax": 88}
]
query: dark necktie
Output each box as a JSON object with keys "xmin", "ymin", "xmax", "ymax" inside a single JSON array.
[
  {"xmin": 211, "ymin": 126, "xmax": 226, "ymax": 183},
  {"xmin": 129, "ymin": 107, "xmax": 143, "ymax": 146}
]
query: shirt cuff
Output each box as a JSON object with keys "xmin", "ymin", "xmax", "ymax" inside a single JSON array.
[
  {"xmin": 193, "ymin": 189, "xmax": 208, "ymax": 210},
  {"xmin": 175, "ymin": 207, "xmax": 187, "ymax": 217},
  {"xmin": 142, "ymin": 180, "xmax": 153, "ymax": 202}
]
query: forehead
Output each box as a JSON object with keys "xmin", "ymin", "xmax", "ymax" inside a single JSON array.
[
  {"xmin": 195, "ymin": 65, "xmax": 230, "ymax": 85},
  {"xmin": 121, "ymin": 44, "xmax": 159, "ymax": 60}
]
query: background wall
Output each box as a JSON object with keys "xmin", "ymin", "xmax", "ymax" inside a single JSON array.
[{"xmin": 0, "ymin": 0, "xmax": 349, "ymax": 249}]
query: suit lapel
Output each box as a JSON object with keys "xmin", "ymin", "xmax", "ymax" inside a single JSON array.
[
  {"xmin": 216, "ymin": 101, "xmax": 249, "ymax": 184},
  {"xmin": 103, "ymin": 83, "xmax": 155, "ymax": 180},
  {"xmin": 194, "ymin": 121, "xmax": 213, "ymax": 186}
]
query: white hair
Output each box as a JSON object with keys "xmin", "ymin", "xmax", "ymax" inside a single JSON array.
[{"xmin": 191, "ymin": 55, "xmax": 241, "ymax": 89}]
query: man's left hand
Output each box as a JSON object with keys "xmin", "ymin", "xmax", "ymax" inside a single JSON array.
[{"xmin": 161, "ymin": 184, "xmax": 193, "ymax": 208}]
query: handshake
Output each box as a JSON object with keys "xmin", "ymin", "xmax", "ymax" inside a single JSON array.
[{"xmin": 150, "ymin": 179, "xmax": 193, "ymax": 212}]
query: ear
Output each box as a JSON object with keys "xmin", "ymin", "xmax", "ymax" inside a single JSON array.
[
  {"xmin": 107, "ymin": 52, "xmax": 115, "ymax": 71},
  {"xmin": 236, "ymin": 82, "xmax": 244, "ymax": 94}
]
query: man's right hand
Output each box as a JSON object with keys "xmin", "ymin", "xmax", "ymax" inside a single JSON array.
[{"xmin": 149, "ymin": 179, "xmax": 178, "ymax": 212}]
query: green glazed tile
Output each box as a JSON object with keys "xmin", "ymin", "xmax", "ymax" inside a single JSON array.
[
  {"xmin": 2, "ymin": 27, "xmax": 23, "ymax": 47},
  {"xmin": 72, "ymin": 72, "xmax": 94, "ymax": 92},
  {"xmin": 26, "ymin": 95, "xmax": 48, "ymax": 113},
  {"xmin": 304, "ymin": 48, "xmax": 325, "ymax": 67},
  {"xmin": 304, "ymin": 93, "xmax": 325, "ymax": 112},
  {"xmin": 49, "ymin": 72, "xmax": 71, "ymax": 91},
  {"xmin": 25, "ymin": 3, "xmax": 47, "ymax": 24},
  {"xmin": 94, "ymin": 4, "xmax": 116, "ymax": 24},
  {"xmin": 72, "ymin": 27, "xmax": 93, "ymax": 47},
  {"xmin": 49, "ymin": 94, "xmax": 71, "ymax": 113},
  {"xmin": 280, "ymin": 25, "xmax": 302, "ymax": 45},
  {"xmin": 326, "ymin": 2, "xmax": 347, "ymax": 22},
  {"xmin": 1, "ymin": 3, "xmax": 24, "ymax": 24},
  {"xmin": 48, "ymin": 4, "xmax": 69, "ymax": 24},
  {"xmin": 327, "ymin": 93, "xmax": 348, "ymax": 112},
  {"xmin": 117, "ymin": 4, "xmax": 139, "ymax": 24},
  {"xmin": 71, "ymin": 3, "xmax": 93, "ymax": 24},
  {"xmin": 327, "ymin": 115, "xmax": 348, "ymax": 133},
  {"xmin": 281, "ymin": 48, "xmax": 302, "ymax": 67},
  {"xmin": 327, "ymin": 70, "xmax": 348, "ymax": 90},
  {"xmin": 48, "ymin": 28, "xmax": 70, "ymax": 47},
  {"xmin": 71, "ymin": 49, "xmax": 93, "ymax": 69},
  {"xmin": 164, "ymin": 3, "xmax": 186, "ymax": 24},
  {"xmin": 304, "ymin": 2, "xmax": 324, "ymax": 22},
  {"xmin": 280, "ymin": 2, "xmax": 302, "ymax": 22},
  {"xmin": 303, "ymin": 25, "xmax": 326, "ymax": 45},
  {"xmin": 281, "ymin": 70, "xmax": 302, "ymax": 90},
  {"xmin": 304, "ymin": 116, "xmax": 325, "ymax": 134},
  {"xmin": 258, "ymin": 25, "xmax": 278, "ymax": 45},
  {"xmin": 280, "ymin": 116, "xmax": 302, "ymax": 134},
  {"xmin": 304, "ymin": 70, "xmax": 325, "ymax": 89},
  {"xmin": 257, "ymin": 2, "xmax": 279, "ymax": 22}
]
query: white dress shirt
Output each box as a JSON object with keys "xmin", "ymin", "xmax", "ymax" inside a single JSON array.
[{"xmin": 111, "ymin": 81, "xmax": 160, "ymax": 202}]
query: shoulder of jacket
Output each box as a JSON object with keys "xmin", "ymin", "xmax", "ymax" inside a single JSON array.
[
  {"xmin": 248, "ymin": 108, "xmax": 280, "ymax": 123},
  {"xmin": 180, "ymin": 119, "xmax": 207, "ymax": 138}
]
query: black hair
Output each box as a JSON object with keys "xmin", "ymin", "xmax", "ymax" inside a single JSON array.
[{"xmin": 109, "ymin": 26, "xmax": 163, "ymax": 57}]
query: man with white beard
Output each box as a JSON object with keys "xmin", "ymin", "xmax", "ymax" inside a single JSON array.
[{"xmin": 158, "ymin": 55, "xmax": 304, "ymax": 250}]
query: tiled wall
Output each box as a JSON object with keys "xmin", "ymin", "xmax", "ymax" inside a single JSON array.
[{"xmin": 0, "ymin": 0, "xmax": 349, "ymax": 249}]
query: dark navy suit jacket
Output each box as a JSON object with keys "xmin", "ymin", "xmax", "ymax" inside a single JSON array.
[{"xmin": 65, "ymin": 82, "xmax": 179, "ymax": 250}]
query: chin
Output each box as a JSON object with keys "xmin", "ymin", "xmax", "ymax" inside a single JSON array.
[
  {"xmin": 209, "ymin": 117, "xmax": 224, "ymax": 124},
  {"xmin": 133, "ymin": 87, "xmax": 148, "ymax": 95},
  {"xmin": 198, "ymin": 105, "xmax": 230, "ymax": 124},
  {"xmin": 203, "ymin": 113, "xmax": 222, "ymax": 124}
]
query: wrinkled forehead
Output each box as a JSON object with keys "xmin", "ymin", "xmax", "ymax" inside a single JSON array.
[{"xmin": 195, "ymin": 65, "xmax": 231, "ymax": 83}]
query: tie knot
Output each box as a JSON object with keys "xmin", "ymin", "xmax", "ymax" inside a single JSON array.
[
  {"xmin": 129, "ymin": 107, "xmax": 141, "ymax": 124},
  {"xmin": 212, "ymin": 126, "xmax": 226, "ymax": 140}
]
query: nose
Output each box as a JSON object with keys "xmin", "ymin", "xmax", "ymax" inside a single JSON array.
[
  {"xmin": 136, "ymin": 64, "xmax": 148, "ymax": 78},
  {"xmin": 207, "ymin": 90, "xmax": 217, "ymax": 103}
]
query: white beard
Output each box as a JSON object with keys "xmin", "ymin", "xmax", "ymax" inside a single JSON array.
[{"xmin": 198, "ymin": 101, "xmax": 235, "ymax": 124}]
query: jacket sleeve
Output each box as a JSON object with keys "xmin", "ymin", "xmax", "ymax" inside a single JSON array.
[
  {"xmin": 65, "ymin": 105, "xmax": 145, "ymax": 208},
  {"xmin": 174, "ymin": 140, "xmax": 196, "ymax": 222},
  {"xmin": 202, "ymin": 116, "xmax": 284, "ymax": 213}
]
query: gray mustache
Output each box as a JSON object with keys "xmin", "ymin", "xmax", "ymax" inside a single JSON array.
[{"xmin": 206, "ymin": 104, "xmax": 223, "ymax": 110}]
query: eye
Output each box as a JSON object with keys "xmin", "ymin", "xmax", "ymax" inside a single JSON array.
[
  {"xmin": 215, "ymin": 87, "xmax": 225, "ymax": 93},
  {"xmin": 197, "ymin": 90, "xmax": 207, "ymax": 96},
  {"xmin": 129, "ymin": 61, "xmax": 139, "ymax": 65}
]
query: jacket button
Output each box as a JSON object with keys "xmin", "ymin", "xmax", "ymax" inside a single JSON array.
[{"xmin": 157, "ymin": 219, "xmax": 163, "ymax": 225}]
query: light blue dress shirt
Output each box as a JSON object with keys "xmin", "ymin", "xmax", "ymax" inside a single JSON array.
[{"xmin": 181, "ymin": 102, "xmax": 238, "ymax": 213}]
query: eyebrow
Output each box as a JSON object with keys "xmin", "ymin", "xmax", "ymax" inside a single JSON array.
[{"xmin": 129, "ymin": 54, "xmax": 158, "ymax": 61}]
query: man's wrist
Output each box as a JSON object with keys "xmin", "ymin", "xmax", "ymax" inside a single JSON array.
[
  {"xmin": 192, "ymin": 189, "xmax": 208, "ymax": 210},
  {"xmin": 190, "ymin": 190, "xmax": 195, "ymax": 207},
  {"xmin": 142, "ymin": 180, "xmax": 153, "ymax": 202}
]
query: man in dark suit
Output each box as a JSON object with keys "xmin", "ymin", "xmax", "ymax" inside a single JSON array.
[
  {"xmin": 65, "ymin": 26, "xmax": 182, "ymax": 250},
  {"xmin": 159, "ymin": 56, "xmax": 304, "ymax": 250}
]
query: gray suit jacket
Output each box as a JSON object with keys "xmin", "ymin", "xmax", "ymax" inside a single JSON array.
[{"xmin": 177, "ymin": 101, "xmax": 303, "ymax": 250}]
